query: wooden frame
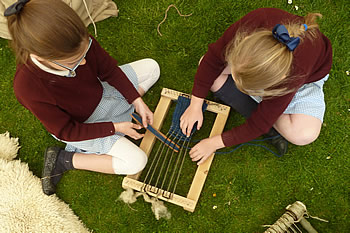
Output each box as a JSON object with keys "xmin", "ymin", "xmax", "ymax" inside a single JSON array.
[{"xmin": 122, "ymin": 88, "xmax": 230, "ymax": 212}]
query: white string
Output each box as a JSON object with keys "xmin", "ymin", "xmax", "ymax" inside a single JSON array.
[{"xmin": 82, "ymin": 0, "xmax": 97, "ymax": 37}]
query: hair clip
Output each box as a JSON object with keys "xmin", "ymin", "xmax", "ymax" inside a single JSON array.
[
  {"xmin": 4, "ymin": 0, "xmax": 30, "ymax": 17},
  {"xmin": 303, "ymin": 24, "xmax": 308, "ymax": 31},
  {"xmin": 272, "ymin": 24, "xmax": 300, "ymax": 51}
]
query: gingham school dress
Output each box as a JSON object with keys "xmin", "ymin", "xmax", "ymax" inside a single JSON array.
[
  {"xmin": 58, "ymin": 64, "xmax": 138, "ymax": 154},
  {"xmin": 250, "ymin": 74, "xmax": 329, "ymax": 122}
]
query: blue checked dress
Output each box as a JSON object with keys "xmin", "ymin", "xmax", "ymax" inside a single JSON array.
[{"xmin": 55, "ymin": 64, "xmax": 138, "ymax": 154}]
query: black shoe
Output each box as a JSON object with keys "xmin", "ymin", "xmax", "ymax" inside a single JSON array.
[
  {"xmin": 264, "ymin": 128, "xmax": 288, "ymax": 156},
  {"xmin": 271, "ymin": 135, "xmax": 288, "ymax": 156},
  {"xmin": 41, "ymin": 147, "xmax": 61, "ymax": 195}
]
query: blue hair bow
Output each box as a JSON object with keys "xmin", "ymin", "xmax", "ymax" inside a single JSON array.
[
  {"xmin": 272, "ymin": 24, "xmax": 300, "ymax": 51},
  {"xmin": 4, "ymin": 0, "xmax": 30, "ymax": 17}
]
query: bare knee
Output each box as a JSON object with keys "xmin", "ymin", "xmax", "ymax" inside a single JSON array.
[
  {"xmin": 290, "ymin": 130, "xmax": 319, "ymax": 146},
  {"xmin": 287, "ymin": 127, "xmax": 321, "ymax": 146},
  {"xmin": 275, "ymin": 114, "xmax": 322, "ymax": 146}
]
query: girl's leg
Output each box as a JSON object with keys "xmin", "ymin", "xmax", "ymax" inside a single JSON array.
[
  {"xmin": 212, "ymin": 75, "xmax": 258, "ymax": 118},
  {"xmin": 274, "ymin": 74, "xmax": 329, "ymax": 146},
  {"xmin": 42, "ymin": 148, "xmax": 116, "ymax": 195},
  {"xmin": 72, "ymin": 153, "xmax": 114, "ymax": 174},
  {"xmin": 210, "ymin": 72, "xmax": 229, "ymax": 93},
  {"xmin": 210, "ymin": 70, "xmax": 287, "ymax": 155},
  {"xmin": 274, "ymin": 114, "xmax": 322, "ymax": 145},
  {"xmin": 63, "ymin": 137, "xmax": 147, "ymax": 175},
  {"xmin": 70, "ymin": 137, "xmax": 147, "ymax": 175},
  {"xmin": 210, "ymin": 64, "xmax": 232, "ymax": 92},
  {"xmin": 107, "ymin": 137, "xmax": 148, "ymax": 175},
  {"xmin": 42, "ymin": 138, "xmax": 147, "ymax": 195},
  {"xmin": 128, "ymin": 58, "xmax": 160, "ymax": 96}
]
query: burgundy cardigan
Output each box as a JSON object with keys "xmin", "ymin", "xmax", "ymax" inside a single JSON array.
[
  {"xmin": 191, "ymin": 8, "xmax": 332, "ymax": 147},
  {"xmin": 14, "ymin": 37, "xmax": 140, "ymax": 141}
]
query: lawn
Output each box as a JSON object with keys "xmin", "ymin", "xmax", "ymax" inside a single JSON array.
[{"xmin": 0, "ymin": 0, "xmax": 349, "ymax": 232}]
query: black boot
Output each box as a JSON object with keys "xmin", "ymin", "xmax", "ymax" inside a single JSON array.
[
  {"xmin": 264, "ymin": 128, "xmax": 288, "ymax": 156},
  {"xmin": 41, "ymin": 147, "xmax": 74, "ymax": 195}
]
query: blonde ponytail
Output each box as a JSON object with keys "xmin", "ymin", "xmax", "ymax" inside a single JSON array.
[
  {"xmin": 285, "ymin": 13, "xmax": 322, "ymax": 40},
  {"xmin": 225, "ymin": 13, "xmax": 323, "ymax": 98}
]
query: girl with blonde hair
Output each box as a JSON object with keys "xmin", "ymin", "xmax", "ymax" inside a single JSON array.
[
  {"xmin": 180, "ymin": 8, "xmax": 332, "ymax": 164},
  {"xmin": 5, "ymin": 0, "xmax": 160, "ymax": 195}
]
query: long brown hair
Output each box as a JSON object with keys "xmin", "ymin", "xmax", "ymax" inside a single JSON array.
[
  {"xmin": 225, "ymin": 13, "xmax": 322, "ymax": 98},
  {"xmin": 6, "ymin": 0, "xmax": 89, "ymax": 65}
]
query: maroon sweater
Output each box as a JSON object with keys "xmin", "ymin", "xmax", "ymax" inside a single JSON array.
[
  {"xmin": 192, "ymin": 8, "xmax": 332, "ymax": 147},
  {"xmin": 13, "ymin": 37, "xmax": 140, "ymax": 141}
]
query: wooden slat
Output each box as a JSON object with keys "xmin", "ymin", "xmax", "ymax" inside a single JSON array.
[
  {"xmin": 122, "ymin": 177, "xmax": 196, "ymax": 210},
  {"xmin": 184, "ymin": 113, "xmax": 228, "ymax": 212},
  {"xmin": 161, "ymin": 88, "xmax": 230, "ymax": 115}
]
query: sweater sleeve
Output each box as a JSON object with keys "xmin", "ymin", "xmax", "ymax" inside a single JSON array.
[
  {"xmin": 91, "ymin": 37, "xmax": 140, "ymax": 104},
  {"xmin": 221, "ymin": 90, "xmax": 297, "ymax": 147},
  {"xmin": 13, "ymin": 70, "xmax": 115, "ymax": 142}
]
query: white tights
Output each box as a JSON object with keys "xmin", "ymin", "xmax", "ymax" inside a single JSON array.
[{"xmin": 109, "ymin": 58, "xmax": 160, "ymax": 175}]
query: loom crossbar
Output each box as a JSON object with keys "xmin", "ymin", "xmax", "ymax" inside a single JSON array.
[{"xmin": 122, "ymin": 88, "xmax": 230, "ymax": 212}]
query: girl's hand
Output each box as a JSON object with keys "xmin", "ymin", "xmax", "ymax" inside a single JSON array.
[
  {"xmin": 132, "ymin": 97, "xmax": 153, "ymax": 127},
  {"xmin": 113, "ymin": 122, "xmax": 144, "ymax": 140},
  {"xmin": 180, "ymin": 96, "xmax": 205, "ymax": 137},
  {"xmin": 189, "ymin": 135, "xmax": 225, "ymax": 165}
]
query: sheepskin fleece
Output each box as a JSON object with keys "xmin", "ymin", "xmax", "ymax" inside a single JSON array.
[
  {"xmin": 0, "ymin": 131, "xmax": 20, "ymax": 160},
  {"xmin": 0, "ymin": 158, "xmax": 90, "ymax": 232}
]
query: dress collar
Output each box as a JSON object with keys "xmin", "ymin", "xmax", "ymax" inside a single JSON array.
[{"xmin": 30, "ymin": 55, "xmax": 70, "ymax": 77}]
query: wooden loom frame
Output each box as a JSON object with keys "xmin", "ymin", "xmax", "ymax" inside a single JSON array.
[{"xmin": 122, "ymin": 88, "xmax": 230, "ymax": 212}]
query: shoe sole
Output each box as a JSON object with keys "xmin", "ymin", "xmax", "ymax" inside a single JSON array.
[{"xmin": 41, "ymin": 147, "xmax": 60, "ymax": 195}]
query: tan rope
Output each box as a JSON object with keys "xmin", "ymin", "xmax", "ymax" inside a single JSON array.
[
  {"xmin": 263, "ymin": 201, "xmax": 328, "ymax": 233},
  {"xmin": 157, "ymin": 4, "xmax": 192, "ymax": 36},
  {"xmin": 307, "ymin": 214, "xmax": 329, "ymax": 223},
  {"xmin": 82, "ymin": 0, "xmax": 97, "ymax": 37},
  {"xmin": 40, "ymin": 173, "xmax": 63, "ymax": 180}
]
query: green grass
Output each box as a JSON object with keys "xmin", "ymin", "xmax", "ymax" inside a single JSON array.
[{"xmin": 1, "ymin": 0, "xmax": 349, "ymax": 232}]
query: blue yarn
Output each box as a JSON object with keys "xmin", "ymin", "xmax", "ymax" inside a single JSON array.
[
  {"xmin": 132, "ymin": 95, "xmax": 208, "ymax": 151},
  {"xmin": 132, "ymin": 112, "xmax": 181, "ymax": 151},
  {"xmin": 214, "ymin": 139, "xmax": 287, "ymax": 158},
  {"xmin": 187, "ymin": 135, "xmax": 286, "ymax": 157},
  {"xmin": 171, "ymin": 96, "xmax": 208, "ymax": 138}
]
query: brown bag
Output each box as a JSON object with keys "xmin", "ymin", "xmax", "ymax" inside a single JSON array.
[{"xmin": 0, "ymin": 0, "xmax": 118, "ymax": 39}]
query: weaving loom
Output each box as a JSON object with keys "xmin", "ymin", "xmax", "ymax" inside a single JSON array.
[{"xmin": 122, "ymin": 88, "xmax": 230, "ymax": 212}]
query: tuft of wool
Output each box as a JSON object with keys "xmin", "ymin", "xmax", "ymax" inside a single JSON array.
[
  {"xmin": 119, "ymin": 189, "xmax": 171, "ymax": 220},
  {"xmin": 145, "ymin": 196, "xmax": 171, "ymax": 220},
  {"xmin": 119, "ymin": 188, "xmax": 138, "ymax": 204},
  {"xmin": 0, "ymin": 132, "xmax": 20, "ymax": 161}
]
